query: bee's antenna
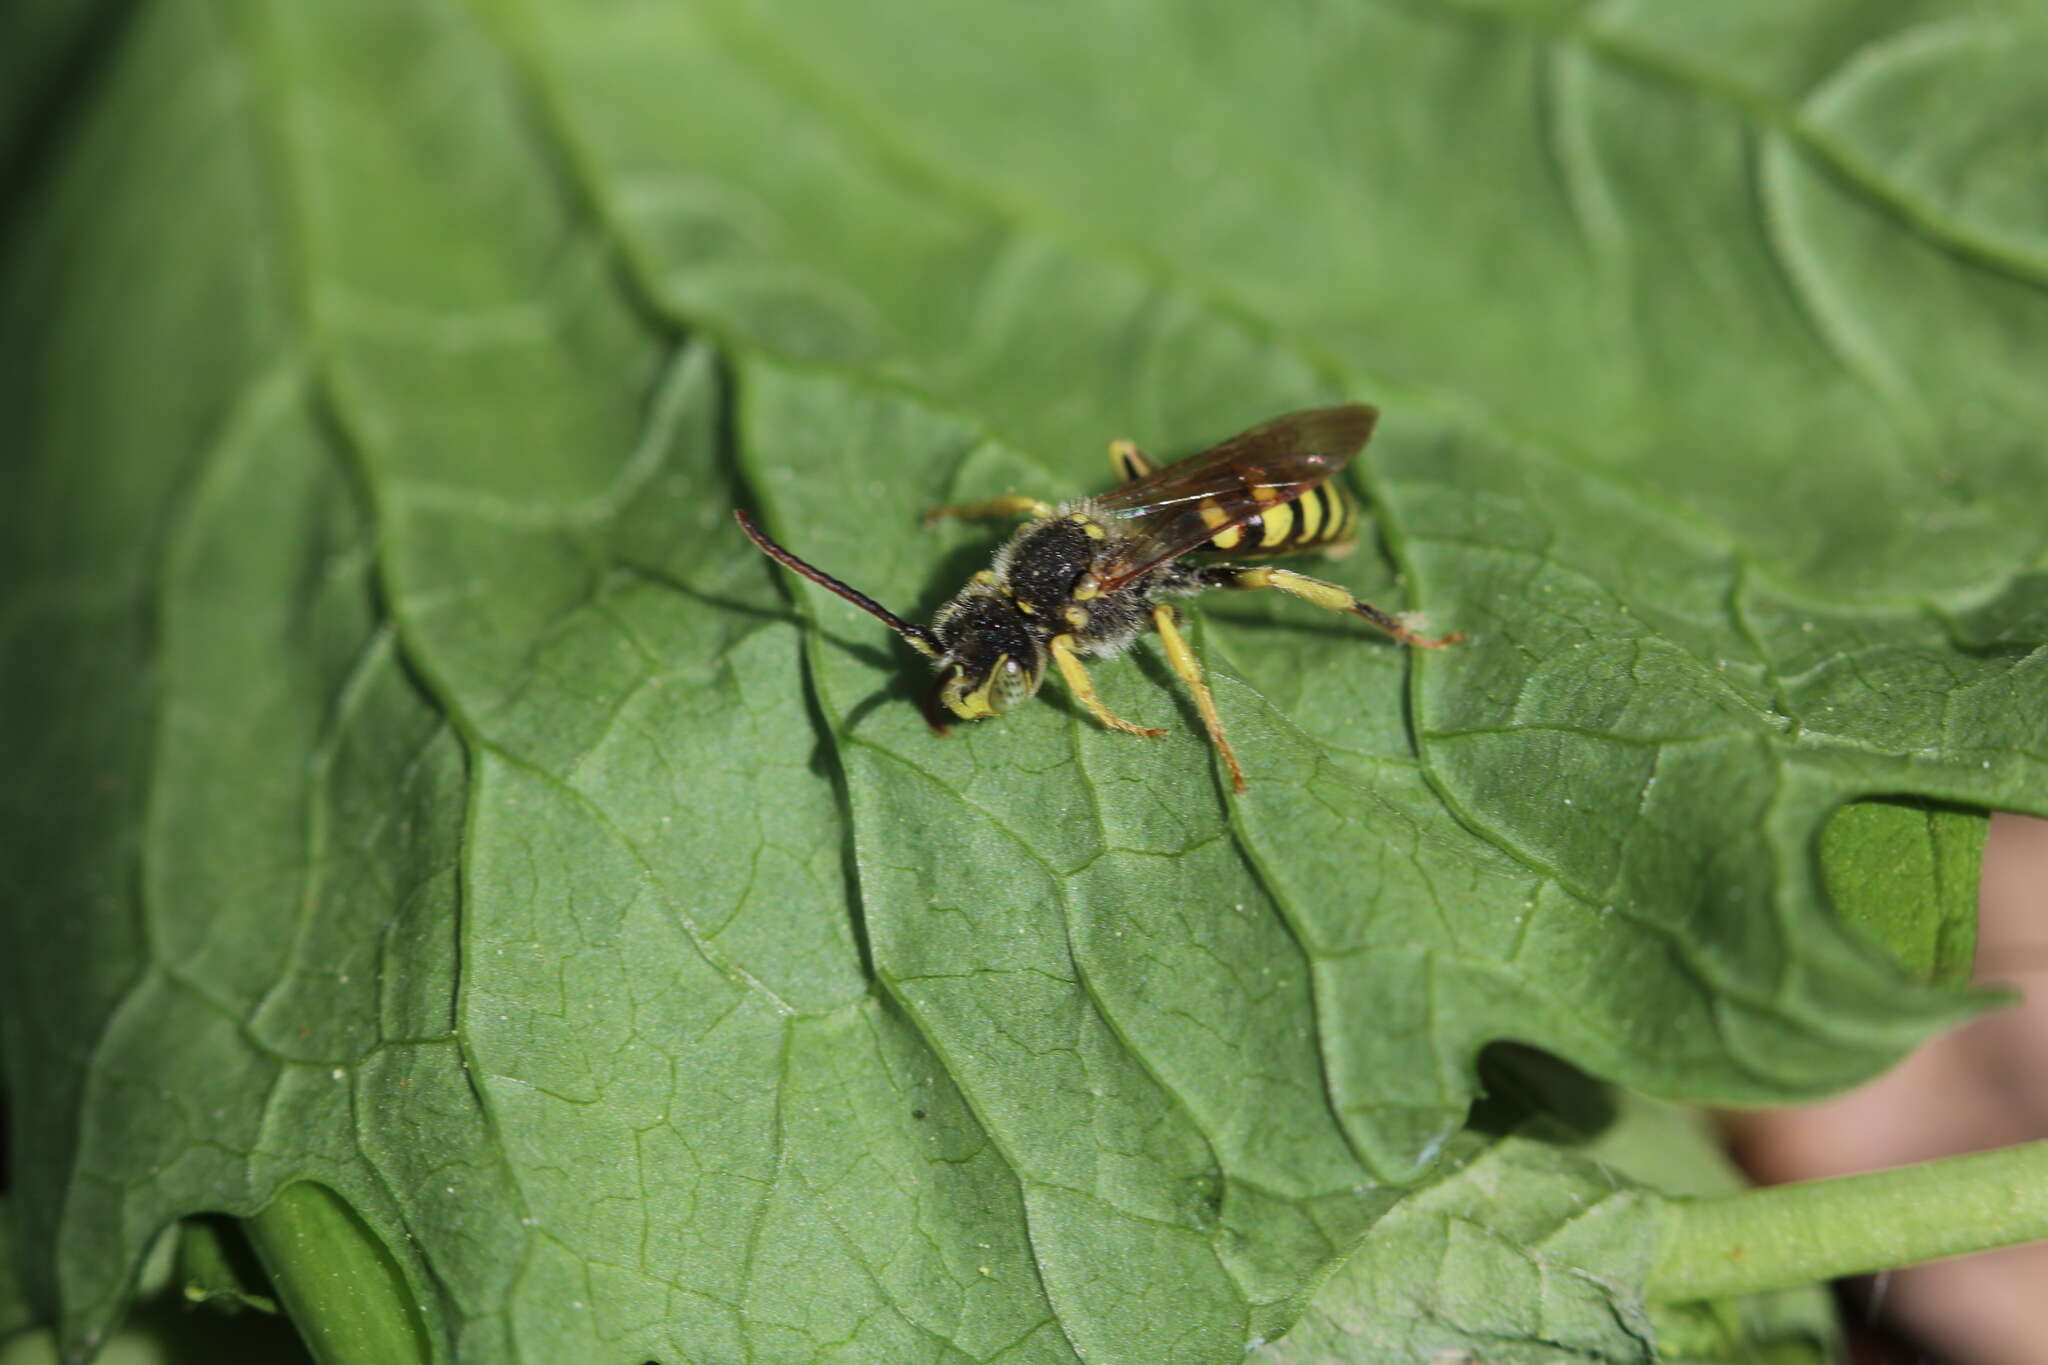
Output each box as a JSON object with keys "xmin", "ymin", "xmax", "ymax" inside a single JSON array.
[{"xmin": 734, "ymin": 509, "xmax": 941, "ymax": 658}]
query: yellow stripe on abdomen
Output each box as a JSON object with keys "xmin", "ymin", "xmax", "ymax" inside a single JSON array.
[
  {"xmin": 1331, "ymin": 485, "xmax": 1356, "ymax": 543},
  {"xmin": 1294, "ymin": 485, "xmax": 1325, "ymax": 543},
  {"xmin": 1202, "ymin": 483, "xmax": 1358, "ymax": 559},
  {"xmin": 1257, "ymin": 500, "xmax": 1294, "ymax": 550}
]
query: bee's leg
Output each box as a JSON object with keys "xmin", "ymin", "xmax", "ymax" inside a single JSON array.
[
  {"xmin": 1107, "ymin": 438, "xmax": 1155, "ymax": 483},
  {"xmin": 1151, "ymin": 605, "xmax": 1247, "ymax": 794},
  {"xmin": 1204, "ymin": 565, "xmax": 1463, "ymax": 648},
  {"xmin": 921, "ymin": 494, "xmax": 1054, "ymax": 526},
  {"xmin": 1048, "ymin": 634, "xmax": 1167, "ymax": 738}
]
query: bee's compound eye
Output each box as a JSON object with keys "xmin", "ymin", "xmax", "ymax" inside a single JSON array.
[{"xmin": 986, "ymin": 652, "xmax": 1041, "ymax": 714}]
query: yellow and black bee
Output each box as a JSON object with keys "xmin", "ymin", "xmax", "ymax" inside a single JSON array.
[{"xmin": 735, "ymin": 404, "xmax": 1459, "ymax": 793}]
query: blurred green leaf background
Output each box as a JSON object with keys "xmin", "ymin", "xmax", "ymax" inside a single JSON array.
[{"xmin": 3, "ymin": 2, "xmax": 2044, "ymax": 1362}]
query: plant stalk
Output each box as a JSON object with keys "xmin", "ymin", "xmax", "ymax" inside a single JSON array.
[
  {"xmin": 243, "ymin": 1182, "xmax": 431, "ymax": 1365},
  {"xmin": 1648, "ymin": 1138, "xmax": 2048, "ymax": 1302}
]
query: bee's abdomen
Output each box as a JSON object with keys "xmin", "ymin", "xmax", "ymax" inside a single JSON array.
[{"xmin": 1205, "ymin": 482, "xmax": 1354, "ymax": 558}]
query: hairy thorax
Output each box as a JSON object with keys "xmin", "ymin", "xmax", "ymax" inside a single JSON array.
[{"xmin": 976, "ymin": 507, "xmax": 1201, "ymax": 661}]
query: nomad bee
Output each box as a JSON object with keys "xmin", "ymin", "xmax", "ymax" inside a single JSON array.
[{"xmin": 734, "ymin": 404, "xmax": 1458, "ymax": 793}]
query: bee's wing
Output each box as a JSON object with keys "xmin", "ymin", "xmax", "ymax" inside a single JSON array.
[{"xmin": 1088, "ymin": 404, "xmax": 1376, "ymax": 592}]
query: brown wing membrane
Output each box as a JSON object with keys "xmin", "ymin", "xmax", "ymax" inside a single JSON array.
[{"xmin": 1089, "ymin": 403, "xmax": 1376, "ymax": 591}]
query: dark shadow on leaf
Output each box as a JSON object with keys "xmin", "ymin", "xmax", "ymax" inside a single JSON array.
[
  {"xmin": 801, "ymin": 629, "xmax": 901, "ymax": 675},
  {"xmin": 1125, "ymin": 641, "xmax": 1201, "ymax": 732},
  {"xmin": 1201, "ymin": 599, "xmax": 1418, "ymax": 646},
  {"xmin": 608, "ymin": 555, "xmax": 795, "ymax": 630},
  {"xmin": 839, "ymin": 660, "xmax": 935, "ymax": 737},
  {"xmin": 626, "ymin": 547, "xmax": 904, "ymax": 674},
  {"xmin": 0, "ymin": 0, "xmax": 147, "ymax": 264}
]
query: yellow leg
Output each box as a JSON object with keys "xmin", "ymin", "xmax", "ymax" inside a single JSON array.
[
  {"xmin": 922, "ymin": 494, "xmax": 1054, "ymax": 526},
  {"xmin": 1152, "ymin": 606, "xmax": 1246, "ymax": 794},
  {"xmin": 1223, "ymin": 567, "xmax": 1462, "ymax": 648},
  {"xmin": 1108, "ymin": 438, "xmax": 1155, "ymax": 483},
  {"xmin": 1049, "ymin": 634, "xmax": 1166, "ymax": 738}
]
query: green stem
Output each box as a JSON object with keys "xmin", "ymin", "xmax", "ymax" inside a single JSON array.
[
  {"xmin": 242, "ymin": 1182, "xmax": 431, "ymax": 1365},
  {"xmin": 1649, "ymin": 1139, "xmax": 2048, "ymax": 1302}
]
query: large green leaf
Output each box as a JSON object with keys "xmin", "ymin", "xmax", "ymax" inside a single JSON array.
[{"xmin": 4, "ymin": 1, "xmax": 2044, "ymax": 1362}]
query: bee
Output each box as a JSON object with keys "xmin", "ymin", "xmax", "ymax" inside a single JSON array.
[{"xmin": 734, "ymin": 404, "xmax": 1459, "ymax": 794}]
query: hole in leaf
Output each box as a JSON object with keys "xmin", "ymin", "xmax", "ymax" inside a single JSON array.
[
  {"xmin": 1818, "ymin": 795, "xmax": 1988, "ymax": 988},
  {"xmin": 175, "ymin": 1214, "xmax": 278, "ymax": 1315},
  {"xmin": 1471, "ymin": 1041, "xmax": 1618, "ymax": 1141}
]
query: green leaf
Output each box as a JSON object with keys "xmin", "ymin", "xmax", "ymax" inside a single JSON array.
[
  {"xmin": 6, "ymin": 2, "xmax": 2044, "ymax": 1363},
  {"xmin": 1251, "ymin": 1123, "xmax": 1667, "ymax": 1365},
  {"xmin": 0, "ymin": 1201, "xmax": 34, "ymax": 1344},
  {"xmin": 1819, "ymin": 797, "xmax": 1986, "ymax": 985}
]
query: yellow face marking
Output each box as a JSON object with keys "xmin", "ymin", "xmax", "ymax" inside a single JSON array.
[
  {"xmin": 1295, "ymin": 487, "xmax": 1325, "ymax": 543},
  {"xmin": 944, "ymin": 656, "xmax": 1008, "ymax": 720},
  {"xmin": 1210, "ymin": 524, "xmax": 1243, "ymax": 551},
  {"xmin": 1198, "ymin": 498, "xmax": 1229, "ymax": 531},
  {"xmin": 1261, "ymin": 500, "xmax": 1295, "ymax": 547},
  {"xmin": 1063, "ymin": 605, "xmax": 1089, "ymax": 629}
]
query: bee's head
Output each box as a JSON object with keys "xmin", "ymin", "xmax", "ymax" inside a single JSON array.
[{"xmin": 932, "ymin": 592, "xmax": 1044, "ymax": 721}]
